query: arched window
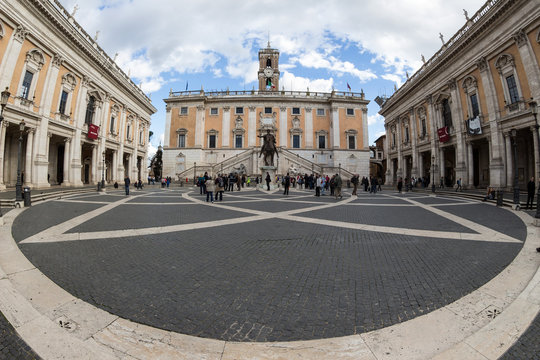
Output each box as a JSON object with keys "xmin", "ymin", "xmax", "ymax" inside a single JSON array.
[{"xmin": 266, "ymin": 58, "xmax": 271, "ymax": 67}]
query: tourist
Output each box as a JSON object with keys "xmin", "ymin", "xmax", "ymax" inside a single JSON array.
[
  {"xmin": 351, "ymin": 174, "xmax": 359, "ymax": 195},
  {"xmin": 228, "ymin": 173, "xmax": 235, "ymax": 192},
  {"xmin": 315, "ymin": 175, "xmax": 322, "ymax": 197},
  {"xmin": 526, "ymin": 177, "xmax": 535, "ymax": 209},
  {"xmin": 370, "ymin": 176, "xmax": 378, "ymax": 194},
  {"xmin": 483, "ymin": 186, "xmax": 495, "ymax": 201},
  {"xmin": 334, "ymin": 173, "xmax": 342, "ymax": 199},
  {"xmin": 397, "ymin": 177, "xmax": 403, "ymax": 193},
  {"xmin": 124, "ymin": 175, "xmax": 130, "ymax": 195},
  {"xmin": 283, "ymin": 172, "xmax": 291, "ymax": 195},
  {"xmin": 456, "ymin": 178, "xmax": 462, "ymax": 192},
  {"xmin": 215, "ymin": 175, "xmax": 224, "ymax": 202},
  {"xmin": 205, "ymin": 176, "xmax": 215, "ymax": 203},
  {"xmin": 320, "ymin": 175, "xmax": 326, "ymax": 196},
  {"xmin": 265, "ymin": 172, "xmax": 271, "ymax": 190}
]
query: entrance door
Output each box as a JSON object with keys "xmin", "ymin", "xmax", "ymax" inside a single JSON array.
[
  {"xmin": 84, "ymin": 164, "xmax": 90, "ymax": 184},
  {"xmin": 473, "ymin": 148, "xmax": 479, "ymax": 187},
  {"xmin": 57, "ymin": 145, "xmax": 64, "ymax": 184}
]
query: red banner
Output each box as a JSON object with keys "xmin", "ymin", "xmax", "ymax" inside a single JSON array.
[
  {"xmin": 437, "ymin": 126, "xmax": 450, "ymax": 143},
  {"xmin": 88, "ymin": 124, "xmax": 99, "ymax": 140}
]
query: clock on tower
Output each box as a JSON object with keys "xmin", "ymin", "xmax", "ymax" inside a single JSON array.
[{"xmin": 258, "ymin": 43, "xmax": 280, "ymax": 91}]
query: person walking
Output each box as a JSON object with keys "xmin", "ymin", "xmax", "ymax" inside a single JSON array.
[
  {"xmin": 370, "ymin": 176, "xmax": 378, "ymax": 194},
  {"xmin": 334, "ymin": 173, "xmax": 343, "ymax": 199},
  {"xmin": 283, "ymin": 173, "xmax": 291, "ymax": 195},
  {"xmin": 215, "ymin": 175, "xmax": 224, "ymax": 201},
  {"xmin": 351, "ymin": 174, "xmax": 359, "ymax": 195},
  {"xmin": 265, "ymin": 172, "xmax": 271, "ymax": 191},
  {"xmin": 526, "ymin": 177, "xmax": 535, "ymax": 209},
  {"xmin": 205, "ymin": 176, "xmax": 215, "ymax": 203},
  {"xmin": 397, "ymin": 177, "xmax": 403, "ymax": 193},
  {"xmin": 315, "ymin": 175, "xmax": 322, "ymax": 197},
  {"xmin": 455, "ymin": 178, "xmax": 462, "ymax": 192},
  {"xmin": 124, "ymin": 175, "xmax": 130, "ymax": 196}
]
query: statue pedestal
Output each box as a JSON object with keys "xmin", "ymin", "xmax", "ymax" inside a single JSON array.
[{"xmin": 261, "ymin": 165, "xmax": 278, "ymax": 190}]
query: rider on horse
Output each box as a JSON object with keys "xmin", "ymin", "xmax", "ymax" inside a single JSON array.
[{"xmin": 258, "ymin": 130, "xmax": 278, "ymax": 166}]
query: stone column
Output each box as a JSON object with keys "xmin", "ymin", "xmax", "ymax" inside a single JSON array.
[
  {"xmin": 439, "ymin": 148, "xmax": 445, "ymax": 185},
  {"xmin": 248, "ymin": 106, "xmax": 256, "ymax": 147},
  {"xmin": 447, "ymin": 79, "xmax": 467, "ymax": 183},
  {"xmin": 505, "ymin": 133, "xmax": 512, "ymax": 188},
  {"xmin": 532, "ymin": 126, "xmax": 539, "ymax": 182},
  {"xmin": 164, "ymin": 105, "xmax": 171, "ymax": 147},
  {"xmin": 63, "ymin": 139, "xmax": 71, "ymax": 186},
  {"xmin": 384, "ymin": 124, "xmax": 392, "ymax": 183},
  {"xmin": 331, "ymin": 106, "xmax": 340, "ymax": 148},
  {"xmin": 426, "ymin": 94, "xmax": 438, "ymax": 178},
  {"xmin": 221, "ymin": 105, "xmax": 230, "ymax": 147},
  {"xmin": 418, "ymin": 152, "xmax": 424, "ymax": 179},
  {"xmin": 39, "ymin": 54, "xmax": 63, "ymax": 116},
  {"xmin": 91, "ymin": 144, "xmax": 97, "ymax": 184},
  {"xmin": 24, "ymin": 128, "xmax": 34, "ymax": 186},
  {"xmin": 396, "ymin": 118, "xmax": 403, "ymax": 179},
  {"xmin": 513, "ymin": 30, "xmax": 540, "ymax": 101},
  {"xmin": 467, "ymin": 142, "xmax": 474, "ymax": 188},
  {"xmin": 0, "ymin": 122, "xmax": 8, "ymax": 189},
  {"xmin": 362, "ymin": 106, "xmax": 368, "ymax": 149},
  {"xmin": 0, "ymin": 25, "xmax": 28, "ymax": 90},
  {"xmin": 409, "ymin": 108, "xmax": 418, "ymax": 178},
  {"xmin": 279, "ymin": 107, "xmax": 287, "ymax": 147},
  {"xmin": 195, "ymin": 105, "xmax": 204, "ymax": 148},
  {"xmin": 112, "ymin": 150, "xmax": 118, "ymax": 183}
]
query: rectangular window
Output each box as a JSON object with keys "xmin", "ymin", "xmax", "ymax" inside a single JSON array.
[
  {"xmin": 293, "ymin": 135, "xmax": 300, "ymax": 148},
  {"xmin": 85, "ymin": 96, "xmax": 95, "ymax": 125},
  {"xmin": 405, "ymin": 127, "xmax": 410, "ymax": 143},
  {"xmin": 178, "ymin": 134, "xmax": 186, "ymax": 148},
  {"xmin": 506, "ymin": 75, "xmax": 519, "ymax": 104},
  {"xmin": 210, "ymin": 108, "xmax": 218, "ymax": 115},
  {"xmin": 470, "ymin": 94, "xmax": 480, "ymax": 117},
  {"xmin": 346, "ymin": 108, "xmax": 354, "ymax": 116},
  {"xmin": 180, "ymin": 107, "xmax": 188, "ymax": 115},
  {"xmin": 348, "ymin": 136, "xmax": 355, "ymax": 149},
  {"xmin": 318, "ymin": 135, "xmax": 326, "ymax": 149},
  {"xmin": 421, "ymin": 118, "xmax": 427, "ymax": 137},
  {"xmin": 235, "ymin": 107, "xmax": 243, "ymax": 114},
  {"xmin": 264, "ymin": 107, "xmax": 272, "ymax": 114},
  {"xmin": 292, "ymin": 107, "xmax": 300, "ymax": 115},
  {"xmin": 109, "ymin": 116, "xmax": 115, "ymax": 134},
  {"xmin": 58, "ymin": 90, "xmax": 68, "ymax": 114},
  {"xmin": 140, "ymin": 131, "xmax": 144, "ymax": 145},
  {"xmin": 235, "ymin": 134, "xmax": 242, "ymax": 148},
  {"xmin": 317, "ymin": 108, "xmax": 325, "ymax": 116},
  {"xmin": 126, "ymin": 124, "xmax": 131, "ymax": 140},
  {"xmin": 209, "ymin": 134, "xmax": 216, "ymax": 148},
  {"xmin": 21, "ymin": 70, "xmax": 34, "ymax": 99}
]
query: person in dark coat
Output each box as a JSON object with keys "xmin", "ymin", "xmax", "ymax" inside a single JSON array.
[
  {"xmin": 397, "ymin": 177, "xmax": 403, "ymax": 193},
  {"xmin": 526, "ymin": 177, "xmax": 535, "ymax": 209},
  {"xmin": 124, "ymin": 176, "xmax": 130, "ymax": 195},
  {"xmin": 283, "ymin": 173, "xmax": 291, "ymax": 195},
  {"xmin": 265, "ymin": 172, "xmax": 271, "ymax": 191}
]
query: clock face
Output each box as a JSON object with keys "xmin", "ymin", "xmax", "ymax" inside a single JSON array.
[{"xmin": 263, "ymin": 67, "xmax": 273, "ymax": 77}]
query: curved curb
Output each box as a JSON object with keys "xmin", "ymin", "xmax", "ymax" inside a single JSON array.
[{"xmin": 0, "ymin": 196, "xmax": 537, "ymax": 359}]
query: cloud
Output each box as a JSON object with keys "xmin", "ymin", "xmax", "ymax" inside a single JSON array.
[
  {"xmin": 61, "ymin": 0, "xmax": 484, "ymax": 94},
  {"xmin": 281, "ymin": 72, "xmax": 334, "ymax": 93},
  {"xmin": 368, "ymin": 114, "xmax": 384, "ymax": 126},
  {"xmin": 381, "ymin": 74, "xmax": 404, "ymax": 87}
]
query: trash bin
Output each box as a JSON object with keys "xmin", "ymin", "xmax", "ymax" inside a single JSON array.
[
  {"xmin": 496, "ymin": 190, "xmax": 504, "ymax": 207},
  {"xmin": 23, "ymin": 187, "xmax": 31, "ymax": 207},
  {"xmin": 97, "ymin": 182, "xmax": 102, "ymax": 191}
]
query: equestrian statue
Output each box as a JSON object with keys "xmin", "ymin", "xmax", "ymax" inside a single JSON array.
[{"xmin": 258, "ymin": 129, "xmax": 279, "ymax": 166}]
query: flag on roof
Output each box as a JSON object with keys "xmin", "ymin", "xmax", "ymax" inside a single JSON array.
[{"xmin": 347, "ymin": 82, "xmax": 351, "ymax": 91}]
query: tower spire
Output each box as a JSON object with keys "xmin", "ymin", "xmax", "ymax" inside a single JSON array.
[{"xmin": 267, "ymin": 31, "xmax": 270, "ymax": 48}]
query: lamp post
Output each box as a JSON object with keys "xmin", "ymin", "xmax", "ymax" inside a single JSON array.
[
  {"xmin": 529, "ymin": 101, "xmax": 540, "ymax": 218},
  {"xmin": 338, "ymin": 163, "xmax": 341, "ymax": 177},
  {"xmin": 431, "ymin": 155, "xmax": 436, "ymax": 193},
  {"xmin": 193, "ymin": 162, "xmax": 197, "ymax": 185},
  {"xmin": 510, "ymin": 128, "xmax": 520, "ymax": 209},
  {"xmin": 15, "ymin": 120, "xmax": 25, "ymax": 202},
  {"xmin": 101, "ymin": 151, "xmax": 106, "ymax": 190}
]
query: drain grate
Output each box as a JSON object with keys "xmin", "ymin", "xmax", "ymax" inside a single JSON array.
[{"xmin": 56, "ymin": 316, "xmax": 78, "ymax": 332}]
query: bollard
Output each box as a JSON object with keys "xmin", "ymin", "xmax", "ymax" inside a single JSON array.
[
  {"xmin": 23, "ymin": 187, "xmax": 31, "ymax": 207},
  {"xmin": 496, "ymin": 190, "xmax": 504, "ymax": 207}
]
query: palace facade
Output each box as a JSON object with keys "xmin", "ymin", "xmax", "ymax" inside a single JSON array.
[
  {"xmin": 0, "ymin": 0, "xmax": 156, "ymax": 190},
  {"xmin": 162, "ymin": 45, "xmax": 370, "ymax": 180},
  {"xmin": 379, "ymin": 0, "xmax": 540, "ymax": 191}
]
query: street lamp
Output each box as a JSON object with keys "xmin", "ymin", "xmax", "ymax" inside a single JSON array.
[
  {"xmin": 101, "ymin": 150, "xmax": 106, "ymax": 190},
  {"xmin": 338, "ymin": 163, "xmax": 341, "ymax": 176},
  {"xmin": 15, "ymin": 119, "xmax": 25, "ymax": 202},
  {"xmin": 431, "ymin": 155, "xmax": 436, "ymax": 193},
  {"xmin": 510, "ymin": 128, "xmax": 520, "ymax": 209},
  {"xmin": 529, "ymin": 101, "xmax": 540, "ymax": 218},
  {"xmin": 193, "ymin": 161, "xmax": 197, "ymax": 185}
]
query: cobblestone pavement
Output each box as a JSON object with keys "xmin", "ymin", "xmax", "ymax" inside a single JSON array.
[
  {"xmin": 11, "ymin": 188, "xmax": 528, "ymax": 344},
  {"xmin": 499, "ymin": 311, "xmax": 540, "ymax": 360},
  {"xmin": 0, "ymin": 311, "xmax": 41, "ymax": 360}
]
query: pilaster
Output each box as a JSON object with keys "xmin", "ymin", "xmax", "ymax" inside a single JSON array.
[
  {"xmin": 248, "ymin": 106, "xmax": 256, "ymax": 147},
  {"xmin": 305, "ymin": 107, "xmax": 313, "ymax": 148},
  {"xmin": 279, "ymin": 106, "xmax": 287, "ymax": 147},
  {"xmin": 221, "ymin": 105, "xmax": 230, "ymax": 148}
]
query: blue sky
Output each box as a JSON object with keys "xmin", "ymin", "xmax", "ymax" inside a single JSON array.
[{"xmin": 59, "ymin": 0, "xmax": 486, "ymax": 156}]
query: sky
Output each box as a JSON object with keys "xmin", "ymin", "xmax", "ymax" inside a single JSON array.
[{"xmin": 58, "ymin": 0, "xmax": 487, "ymax": 157}]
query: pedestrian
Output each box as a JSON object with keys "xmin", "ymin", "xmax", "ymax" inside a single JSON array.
[
  {"xmin": 397, "ymin": 177, "xmax": 403, "ymax": 193},
  {"xmin": 370, "ymin": 176, "xmax": 378, "ymax": 194},
  {"xmin": 265, "ymin": 172, "xmax": 271, "ymax": 190},
  {"xmin": 236, "ymin": 174, "xmax": 241, "ymax": 191},
  {"xmin": 205, "ymin": 176, "xmax": 215, "ymax": 203},
  {"xmin": 124, "ymin": 175, "xmax": 130, "ymax": 195},
  {"xmin": 215, "ymin": 175, "xmax": 224, "ymax": 201},
  {"xmin": 329, "ymin": 175, "xmax": 335, "ymax": 196},
  {"xmin": 440, "ymin": 176, "xmax": 444, "ymax": 188},
  {"xmin": 483, "ymin": 186, "xmax": 495, "ymax": 201},
  {"xmin": 377, "ymin": 177, "xmax": 382, "ymax": 191},
  {"xmin": 351, "ymin": 174, "xmax": 359, "ymax": 195},
  {"xmin": 228, "ymin": 173, "xmax": 235, "ymax": 192},
  {"xmin": 455, "ymin": 178, "xmax": 462, "ymax": 192},
  {"xmin": 138, "ymin": 179, "xmax": 143, "ymax": 190},
  {"xmin": 283, "ymin": 172, "xmax": 291, "ymax": 195},
  {"xmin": 334, "ymin": 173, "xmax": 343, "ymax": 199},
  {"xmin": 526, "ymin": 177, "xmax": 535, "ymax": 209},
  {"xmin": 315, "ymin": 175, "xmax": 322, "ymax": 197}
]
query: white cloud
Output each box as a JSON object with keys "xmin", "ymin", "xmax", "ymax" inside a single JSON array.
[
  {"xmin": 61, "ymin": 0, "xmax": 485, "ymax": 94},
  {"xmin": 368, "ymin": 114, "xmax": 384, "ymax": 126},
  {"xmin": 281, "ymin": 72, "xmax": 333, "ymax": 93}
]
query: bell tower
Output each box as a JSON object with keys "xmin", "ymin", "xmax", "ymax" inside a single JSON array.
[{"xmin": 258, "ymin": 42, "xmax": 280, "ymax": 91}]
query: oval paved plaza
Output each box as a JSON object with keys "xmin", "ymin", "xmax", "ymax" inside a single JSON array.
[{"xmin": 11, "ymin": 186, "xmax": 527, "ymax": 344}]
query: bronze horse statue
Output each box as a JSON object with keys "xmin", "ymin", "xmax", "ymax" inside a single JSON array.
[{"xmin": 258, "ymin": 130, "xmax": 278, "ymax": 166}]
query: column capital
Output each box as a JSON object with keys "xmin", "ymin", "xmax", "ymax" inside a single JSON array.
[
  {"xmin": 279, "ymin": 106, "xmax": 287, "ymax": 112},
  {"xmin": 305, "ymin": 107, "xmax": 312, "ymax": 112},
  {"xmin": 248, "ymin": 106, "xmax": 256, "ymax": 112},
  {"xmin": 512, "ymin": 29, "xmax": 528, "ymax": 48},
  {"xmin": 475, "ymin": 57, "xmax": 489, "ymax": 72},
  {"xmin": 14, "ymin": 24, "xmax": 29, "ymax": 43}
]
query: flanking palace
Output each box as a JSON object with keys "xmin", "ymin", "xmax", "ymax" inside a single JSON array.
[
  {"xmin": 162, "ymin": 45, "xmax": 370, "ymax": 180},
  {"xmin": 379, "ymin": 0, "xmax": 540, "ymax": 192},
  {"xmin": 0, "ymin": 0, "xmax": 156, "ymax": 190}
]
